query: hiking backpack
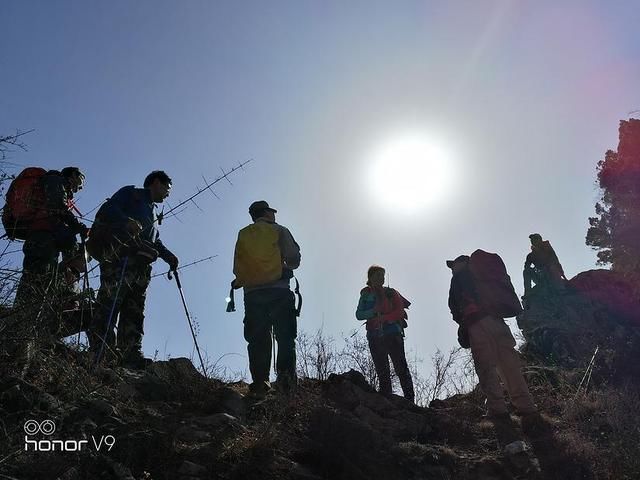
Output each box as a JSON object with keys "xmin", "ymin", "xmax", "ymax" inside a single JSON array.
[
  {"xmin": 2, "ymin": 167, "xmax": 48, "ymax": 240},
  {"xmin": 468, "ymin": 249, "xmax": 522, "ymax": 318},
  {"xmin": 233, "ymin": 222, "xmax": 283, "ymax": 288},
  {"xmin": 85, "ymin": 201, "xmax": 112, "ymax": 262}
]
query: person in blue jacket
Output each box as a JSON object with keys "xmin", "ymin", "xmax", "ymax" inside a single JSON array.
[{"xmin": 88, "ymin": 171, "xmax": 178, "ymax": 368}]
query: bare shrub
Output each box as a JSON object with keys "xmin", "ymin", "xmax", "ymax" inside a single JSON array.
[
  {"xmin": 295, "ymin": 327, "xmax": 478, "ymax": 406},
  {"xmin": 296, "ymin": 328, "xmax": 338, "ymax": 381}
]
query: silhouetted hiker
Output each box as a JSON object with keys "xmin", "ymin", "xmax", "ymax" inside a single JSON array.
[
  {"xmin": 7, "ymin": 167, "xmax": 88, "ymax": 310},
  {"xmin": 447, "ymin": 253, "xmax": 537, "ymax": 419},
  {"xmin": 523, "ymin": 233, "xmax": 567, "ymax": 296},
  {"xmin": 232, "ymin": 200, "xmax": 301, "ymax": 398},
  {"xmin": 87, "ymin": 171, "xmax": 178, "ymax": 369},
  {"xmin": 356, "ymin": 265, "xmax": 414, "ymax": 403}
]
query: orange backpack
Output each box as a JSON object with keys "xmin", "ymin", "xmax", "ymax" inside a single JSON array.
[{"xmin": 2, "ymin": 167, "xmax": 47, "ymax": 240}]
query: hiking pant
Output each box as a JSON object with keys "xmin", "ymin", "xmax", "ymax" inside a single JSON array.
[
  {"xmin": 90, "ymin": 258, "xmax": 151, "ymax": 359},
  {"xmin": 468, "ymin": 315, "xmax": 536, "ymax": 415},
  {"xmin": 368, "ymin": 332, "xmax": 415, "ymax": 401},
  {"xmin": 243, "ymin": 288, "xmax": 297, "ymax": 385},
  {"xmin": 15, "ymin": 228, "xmax": 79, "ymax": 309}
]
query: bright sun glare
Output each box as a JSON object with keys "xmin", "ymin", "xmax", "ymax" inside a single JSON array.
[{"xmin": 370, "ymin": 134, "xmax": 453, "ymax": 213}]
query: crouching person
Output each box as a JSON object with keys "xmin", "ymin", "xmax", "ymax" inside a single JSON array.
[
  {"xmin": 88, "ymin": 171, "xmax": 178, "ymax": 369},
  {"xmin": 356, "ymin": 265, "xmax": 414, "ymax": 403}
]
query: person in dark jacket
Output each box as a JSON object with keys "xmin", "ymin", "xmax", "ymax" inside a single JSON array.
[
  {"xmin": 523, "ymin": 233, "xmax": 567, "ymax": 295},
  {"xmin": 356, "ymin": 265, "xmax": 414, "ymax": 402},
  {"xmin": 14, "ymin": 167, "xmax": 87, "ymax": 309},
  {"xmin": 89, "ymin": 171, "xmax": 178, "ymax": 368}
]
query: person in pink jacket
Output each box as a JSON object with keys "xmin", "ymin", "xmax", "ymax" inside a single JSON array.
[{"xmin": 356, "ymin": 265, "xmax": 414, "ymax": 402}]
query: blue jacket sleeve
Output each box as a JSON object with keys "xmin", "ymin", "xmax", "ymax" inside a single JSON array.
[
  {"xmin": 154, "ymin": 237, "xmax": 175, "ymax": 262},
  {"xmin": 355, "ymin": 290, "xmax": 377, "ymax": 320}
]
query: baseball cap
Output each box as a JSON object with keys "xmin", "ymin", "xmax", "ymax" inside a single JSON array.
[{"xmin": 446, "ymin": 255, "xmax": 470, "ymax": 268}]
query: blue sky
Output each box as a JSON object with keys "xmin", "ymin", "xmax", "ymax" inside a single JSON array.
[{"xmin": 2, "ymin": 1, "xmax": 639, "ymax": 379}]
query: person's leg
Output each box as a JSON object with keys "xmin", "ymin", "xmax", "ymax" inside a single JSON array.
[
  {"xmin": 89, "ymin": 260, "xmax": 129, "ymax": 362},
  {"xmin": 15, "ymin": 231, "xmax": 58, "ymax": 309},
  {"xmin": 468, "ymin": 316, "xmax": 508, "ymax": 416},
  {"xmin": 243, "ymin": 290, "xmax": 274, "ymax": 393},
  {"xmin": 491, "ymin": 317, "xmax": 536, "ymax": 414},
  {"xmin": 272, "ymin": 289, "xmax": 297, "ymax": 389},
  {"xmin": 117, "ymin": 264, "xmax": 151, "ymax": 367},
  {"xmin": 368, "ymin": 334, "xmax": 392, "ymax": 395},
  {"xmin": 387, "ymin": 333, "xmax": 415, "ymax": 402}
]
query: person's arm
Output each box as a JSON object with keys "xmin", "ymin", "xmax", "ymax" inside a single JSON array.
[
  {"xmin": 154, "ymin": 236, "xmax": 178, "ymax": 270},
  {"xmin": 43, "ymin": 175, "xmax": 81, "ymax": 229},
  {"xmin": 448, "ymin": 280, "xmax": 463, "ymax": 324},
  {"xmin": 355, "ymin": 289, "xmax": 377, "ymax": 320},
  {"xmin": 524, "ymin": 252, "xmax": 534, "ymax": 270},
  {"xmin": 278, "ymin": 225, "xmax": 301, "ymax": 270}
]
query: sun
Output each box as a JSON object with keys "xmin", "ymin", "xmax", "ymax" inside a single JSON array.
[{"xmin": 369, "ymin": 134, "xmax": 453, "ymax": 213}]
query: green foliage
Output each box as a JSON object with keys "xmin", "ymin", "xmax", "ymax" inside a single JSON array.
[{"xmin": 586, "ymin": 119, "xmax": 640, "ymax": 273}]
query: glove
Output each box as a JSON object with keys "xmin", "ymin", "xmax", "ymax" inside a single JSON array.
[
  {"xmin": 164, "ymin": 253, "xmax": 179, "ymax": 271},
  {"xmin": 77, "ymin": 223, "xmax": 89, "ymax": 240}
]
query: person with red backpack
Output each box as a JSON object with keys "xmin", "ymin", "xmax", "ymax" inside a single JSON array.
[
  {"xmin": 356, "ymin": 265, "xmax": 414, "ymax": 403},
  {"xmin": 447, "ymin": 252, "xmax": 536, "ymax": 419},
  {"xmin": 9, "ymin": 167, "xmax": 88, "ymax": 308}
]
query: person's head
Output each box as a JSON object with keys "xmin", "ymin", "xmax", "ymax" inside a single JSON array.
[
  {"xmin": 61, "ymin": 167, "xmax": 85, "ymax": 194},
  {"xmin": 529, "ymin": 233, "xmax": 543, "ymax": 247},
  {"xmin": 144, "ymin": 170, "xmax": 172, "ymax": 203},
  {"xmin": 446, "ymin": 255, "xmax": 470, "ymax": 274},
  {"xmin": 249, "ymin": 200, "xmax": 277, "ymax": 222},
  {"xmin": 367, "ymin": 265, "xmax": 386, "ymax": 287}
]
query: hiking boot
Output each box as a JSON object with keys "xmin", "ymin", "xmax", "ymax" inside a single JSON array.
[
  {"xmin": 121, "ymin": 349, "xmax": 152, "ymax": 370},
  {"xmin": 484, "ymin": 411, "xmax": 511, "ymax": 422},
  {"xmin": 247, "ymin": 381, "xmax": 271, "ymax": 400},
  {"xmin": 275, "ymin": 374, "xmax": 297, "ymax": 395},
  {"xmin": 90, "ymin": 344, "xmax": 121, "ymax": 368},
  {"xmin": 521, "ymin": 412, "xmax": 551, "ymax": 437}
]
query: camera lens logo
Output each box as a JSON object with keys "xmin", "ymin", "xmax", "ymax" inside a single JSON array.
[{"xmin": 24, "ymin": 420, "xmax": 56, "ymax": 436}]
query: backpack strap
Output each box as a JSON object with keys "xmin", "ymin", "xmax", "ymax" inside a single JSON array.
[{"xmin": 294, "ymin": 276, "xmax": 302, "ymax": 317}]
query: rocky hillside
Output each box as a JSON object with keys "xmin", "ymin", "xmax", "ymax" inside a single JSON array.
[{"xmin": 1, "ymin": 269, "xmax": 640, "ymax": 480}]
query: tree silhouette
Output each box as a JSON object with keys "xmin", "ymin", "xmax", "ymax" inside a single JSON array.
[{"xmin": 587, "ymin": 118, "xmax": 640, "ymax": 274}]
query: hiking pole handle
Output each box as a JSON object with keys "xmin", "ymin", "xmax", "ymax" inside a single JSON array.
[{"xmin": 172, "ymin": 269, "xmax": 182, "ymax": 288}]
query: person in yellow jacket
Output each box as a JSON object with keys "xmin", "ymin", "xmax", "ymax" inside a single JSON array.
[{"xmin": 233, "ymin": 200, "xmax": 301, "ymax": 398}]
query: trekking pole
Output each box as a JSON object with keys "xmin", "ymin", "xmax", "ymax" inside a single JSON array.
[
  {"xmin": 574, "ymin": 345, "xmax": 599, "ymax": 400},
  {"xmin": 169, "ymin": 269, "xmax": 208, "ymax": 379},
  {"xmin": 93, "ymin": 256, "xmax": 129, "ymax": 368},
  {"xmin": 350, "ymin": 322, "xmax": 367, "ymax": 338},
  {"xmin": 273, "ymin": 331, "xmax": 277, "ymax": 373},
  {"xmin": 77, "ymin": 238, "xmax": 93, "ymax": 347}
]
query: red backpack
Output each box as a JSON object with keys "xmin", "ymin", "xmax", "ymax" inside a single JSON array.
[
  {"xmin": 2, "ymin": 167, "xmax": 47, "ymax": 240},
  {"xmin": 468, "ymin": 249, "xmax": 523, "ymax": 318}
]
